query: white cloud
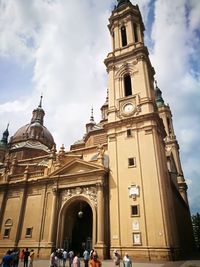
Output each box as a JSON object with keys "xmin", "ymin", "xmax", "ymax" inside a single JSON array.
[{"xmin": 150, "ymin": 0, "xmax": 200, "ymax": 213}]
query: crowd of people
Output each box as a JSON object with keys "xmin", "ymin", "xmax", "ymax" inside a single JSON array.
[
  {"xmin": 0, "ymin": 248, "xmax": 35, "ymax": 267},
  {"xmin": 113, "ymin": 250, "xmax": 132, "ymax": 267},
  {"xmin": 49, "ymin": 248, "xmax": 102, "ymax": 267},
  {"xmin": 0, "ymin": 247, "xmax": 132, "ymax": 267},
  {"xmin": 49, "ymin": 248, "xmax": 132, "ymax": 267}
]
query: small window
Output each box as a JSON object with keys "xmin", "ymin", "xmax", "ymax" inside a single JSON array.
[
  {"xmin": 127, "ymin": 129, "xmax": 132, "ymax": 137},
  {"xmin": 121, "ymin": 26, "xmax": 127, "ymax": 47},
  {"xmin": 133, "ymin": 23, "xmax": 138, "ymax": 43},
  {"xmin": 124, "ymin": 75, "xmax": 132, "ymax": 96},
  {"xmin": 167, "ymin": 117, "xmax": 172, "ymax": 135},
  {"xmin": 26, "ymin": 227, "xmax": 33, "ymax": 238},
  {"xmin": 4, "ymin": 228, "xmax": 10, "ymax": 238},
  {"xmin": 131, "ymin": 205, "xmax": 139, "ymax": 216},
  {"xmin": 128, "ymin": 157, "xmax": 136, "ymax": 167}
]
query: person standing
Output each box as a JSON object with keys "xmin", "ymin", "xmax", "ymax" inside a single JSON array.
[
  {"xmin": 72, "ymin": 253, "xmax": 80, "ymax": 267},
  {"xmin": 12, "ymin": 248, "xmax": 19, "ymax": 267},
  {"xmin": 0, "ymin": 250, "xmax": 13, "ymax": 267},
  {"xmin": 29, "ymin": 250, "xmax": 35, "ymax": 267},
  {"xmin": 23, "ymin": 248, "xmax": 30, "ymax": 267},
  {"xmin": 20, "ymin": 249, "xmax": 25, "ymax": 262},
  {"xmin": 83, "ymin": 249, "xmax": 89, "ymax": 267},
  {"xmin": 88, "ymin": 251, "xmax": 102, "ymax": 267},
  {"xmin": 113, "ymin": 249, "xmax": 120, "ymax": 266},
  {"xmin": 123, "ymin": 253, "xmax": 132, "ymax": 267},
  {"xmin": 68, "ymin": 250, "xmax": 74, "ymax": 267},
  {"xmin": 62, "ymin": 249, "xmax": 67, "ymax": 267},
  {"xmin": 49, "ymin": 249, "xmax": 56, "ymax": 267}
]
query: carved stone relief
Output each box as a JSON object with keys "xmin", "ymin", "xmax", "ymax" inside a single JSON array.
[{"xmin": 61, "ymin": 186, "xmax": 97, "ymax": 206}]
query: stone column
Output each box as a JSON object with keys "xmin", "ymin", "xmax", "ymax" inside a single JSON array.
[
  {"xmin": 95, "ymin": 182, "xmax": 106, "ymax": 259},
  {"xmin": 48, "ymin": 187, "xmax": 58, "ymax": 246},
  {"xmin": 14, "ymin": 187, "xmax": 27, "ymax": 247}
]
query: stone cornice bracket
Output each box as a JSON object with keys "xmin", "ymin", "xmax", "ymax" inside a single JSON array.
[
  {"xmin": 96, "ymin": 182, "xmax": 104, "ymax": 191},
  {"xmin": 52, "ymin": 178, "xmax": 59, "ymax": 195}
]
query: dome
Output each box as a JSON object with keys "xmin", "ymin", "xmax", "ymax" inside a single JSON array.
[
  {"xmin": 10, "ymin": 123, "xmax": 54, "ymax": 149},
  {"xmin": 10, "ymin": 97, "xmax": 55, "ymax": 150}
]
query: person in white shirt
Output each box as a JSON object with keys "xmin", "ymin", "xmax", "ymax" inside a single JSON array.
[
  {"xmin": 123, "ymin": 252, "xmax": 132, "ymax": 267},
  {"xmin": 63, "ymin": 250, "xmax": 67, "ymax": 267}
]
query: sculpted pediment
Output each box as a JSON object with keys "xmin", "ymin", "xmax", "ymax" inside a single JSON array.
[{"xmin": 49, "ymin": 159, "xmax": 105, "ymax": 177}]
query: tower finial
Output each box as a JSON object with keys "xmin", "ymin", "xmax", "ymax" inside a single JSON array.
[
  {"xmin": 90, "ymin": 107, "xmax": 94, "ymax": 122},
  {"xmin": 38, "ymin": 94, "xmax": 43, "ymax": 108},
  {"xmin": 1, "ymin": 123, "xmax": 9, "ymax": 145}
]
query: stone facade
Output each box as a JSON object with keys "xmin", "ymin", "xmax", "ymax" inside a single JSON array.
[{"xmin": 0, "ymin": 0, "xmax": 194, "ymax": 261}]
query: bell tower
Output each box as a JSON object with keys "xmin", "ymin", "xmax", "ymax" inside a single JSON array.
[
  {"xmin": 104, "ymin": 0, "xmax": 193, "ymax": 260},
  {"xmin": 105, "ymin": 0, "xmax": 155, "ymax": 124}
]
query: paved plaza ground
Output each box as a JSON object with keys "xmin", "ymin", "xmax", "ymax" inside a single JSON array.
[{"xmin": 16, "ymin": 258, "xmax": 200, "ymax": 267}]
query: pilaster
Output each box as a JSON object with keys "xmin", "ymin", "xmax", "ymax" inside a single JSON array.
[{"xmin": 95, "ymin": 182, "xmax": 107, "ymax": 259}]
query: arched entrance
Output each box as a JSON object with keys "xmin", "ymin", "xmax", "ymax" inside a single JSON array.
[{"xmin": 62, "ymin": 200, "xmax": 93, "ymax": 254}]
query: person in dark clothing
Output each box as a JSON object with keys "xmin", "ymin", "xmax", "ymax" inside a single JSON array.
[
  {"xmin": 0, "ymin": 250, "xmax": 13, "ymax": 267},
  {"xmin": 23, "ymin": 248, "xmax": 30, "ymax": 267},
  {"xmin": 12, "ymin": 248, "xmax": 20, "ymax": 267}
]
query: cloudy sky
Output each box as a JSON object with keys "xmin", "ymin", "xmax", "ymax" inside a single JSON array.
[{"xmin": 0, "ymin": 0, "xmax": 199, "ymax": 214}]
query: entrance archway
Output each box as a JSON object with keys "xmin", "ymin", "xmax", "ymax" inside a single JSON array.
[{"xmin": 62, "ymin": 200, "xmax": 93, "ymax": 254}]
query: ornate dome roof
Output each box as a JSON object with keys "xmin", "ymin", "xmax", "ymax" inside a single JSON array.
[
  {"xmin": 10, "ymin": 97, "xmax": 55, "ymax": 150},
  {"xmin": 11, "ymin": 123, "xmax": 54, "ymax": 149}
]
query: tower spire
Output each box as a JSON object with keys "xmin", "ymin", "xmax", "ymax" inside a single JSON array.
[
  {"xmin": 1, "ymin": 123, "xmax": 9, "ymax": 145},
  {"xmin": 31, "ymin": 96, "xmax": 45, "ymax": 125},
  {"xmin": 90, "ymin": 107, "xmax": 94, "ymax": 123},
  {"xmin": 38, "ymin": 94, "xmax": 43, "ymax": 108}
]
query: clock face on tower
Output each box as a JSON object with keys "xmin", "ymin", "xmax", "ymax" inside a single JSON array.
[{"xmin": 123, "ymin": 103, "xmax": 135, "ymax": 115}]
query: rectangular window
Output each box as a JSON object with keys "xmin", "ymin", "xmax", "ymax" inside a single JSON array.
[
  {"xmin": 124, "ymin": 75, "xmax": 132, "ymax": 96},
  {"xmin": 128, "ymin": 157, "xmax": 136, "ymax": 167},
  {"xmin": 25, "ymin": 227, "xmax": 33, "ymax": 238},
  {"xmin": 133, "ymin": 23, "xmax": 138, "ymax": 43},
  {"xmin": 3, "ymin": 228, "xmax": 10, "ymax": 238},
  {"xmin": 121, "ymin": 26, "xmax": 127, "ymax": 47},
  {"xmin": 131, "ymin": 205, "xmax": 139, "ymax": 216}
]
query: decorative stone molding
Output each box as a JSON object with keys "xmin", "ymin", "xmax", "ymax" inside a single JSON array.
[
  {"xmin": 7, "ymin": 190, "xmax": 20, "ymax": 198},
  {"xmin": 62, "ymin": 186, "xmax": 97, "ymax": 206},
  {"xmin": 114, "ymin": 62, "xmax": 138, "ymax": 80},
  {"xmin": 27, "ymin": 188, "xmax": 42, "ymax": 196}
]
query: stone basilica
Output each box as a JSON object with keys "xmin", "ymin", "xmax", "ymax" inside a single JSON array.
[{"xmin": 0, "ymin": 0, "xmax": 194, "ymax": 261}]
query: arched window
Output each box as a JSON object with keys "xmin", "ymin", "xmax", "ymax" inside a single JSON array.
[
  {"xmin": 121, "ymin": 26, "xmax": 127, "ymax": 47},
  {"xmin": 124, "ymin": 75, "xmax": 132, "ymax": 96}
]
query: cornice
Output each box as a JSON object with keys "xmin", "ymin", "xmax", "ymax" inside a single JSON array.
[
  {"xmin": 104, "ymin": 112, "xmax": 166, "ymax": 138},
  {"xmin": 104, "ymin": 46, "xmax": 155, "ymax": 76},
  {"xmin": 109, "ymin": 4, "xmax": 144, "ymax": 32}
]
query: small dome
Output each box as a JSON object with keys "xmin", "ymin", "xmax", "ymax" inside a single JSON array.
[{"xmin": 10, "ymin": 123, "xmax": 54, "ymax": 150}]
